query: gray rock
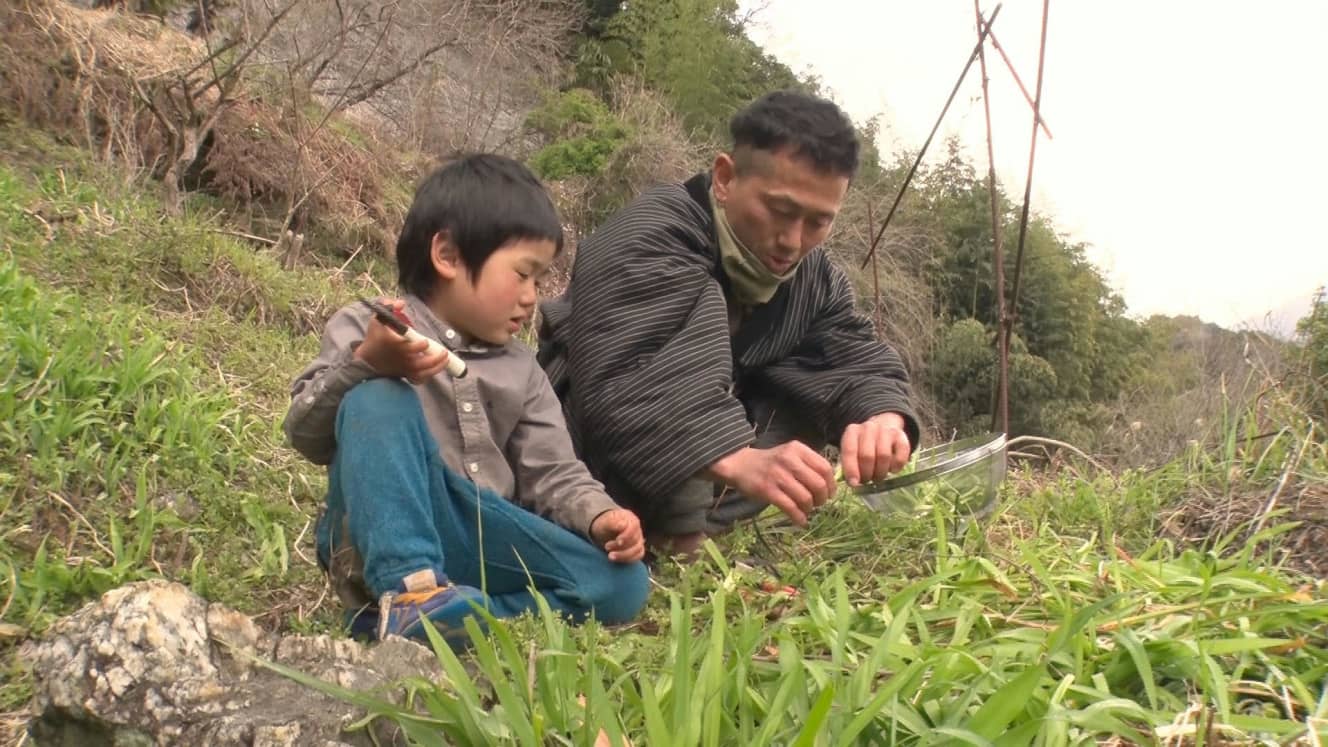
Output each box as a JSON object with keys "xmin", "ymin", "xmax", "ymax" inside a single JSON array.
[{"xmin": 22, "ymin": 580, "xmax": 441, "ymax": 746}]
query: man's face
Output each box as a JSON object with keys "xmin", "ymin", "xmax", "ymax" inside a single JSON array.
[{"xmin": 712, "ymin": 147, "xmax": 850, "ymax": 274}]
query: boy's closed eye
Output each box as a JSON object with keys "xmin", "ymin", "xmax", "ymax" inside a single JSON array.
[{"xmin": 517, "ymin": 267, "xmax": 553, "ymax": 289}]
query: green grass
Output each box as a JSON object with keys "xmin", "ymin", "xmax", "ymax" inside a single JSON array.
[
  {"xmin": 2, "ymin": 120, "xmax": 1326, "ymax": 744},
  {"xmin": 258, "ymin": 499, "xmax": 1328, "ymax": 745},
  {"xmin": 0, "ymin": 123, "xmax": 399, "ymax": 723}
]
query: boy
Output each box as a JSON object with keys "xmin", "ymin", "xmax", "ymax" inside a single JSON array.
[{"xmin": 283, "ymin": 154, "xmax": 650, "ymax": 647}]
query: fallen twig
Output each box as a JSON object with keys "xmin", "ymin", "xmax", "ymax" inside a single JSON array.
[{"xmin": 211, "ymin": 228, "xmax": 278, "ymax": 245}]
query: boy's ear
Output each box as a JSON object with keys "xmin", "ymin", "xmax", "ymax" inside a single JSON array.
[{"xmin": 430, "ymin": 231, "xmax": 460, "ymax": 281}]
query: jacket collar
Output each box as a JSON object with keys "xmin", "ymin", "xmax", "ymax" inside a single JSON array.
[{"xmin": 681, "ymin": 171, "xmax": 793, "ymax": 367}]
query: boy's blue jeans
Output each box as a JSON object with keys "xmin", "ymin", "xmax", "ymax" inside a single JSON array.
[{"xmin": 315, "ymin": 379, "xmax": 650, "ymax": 626}]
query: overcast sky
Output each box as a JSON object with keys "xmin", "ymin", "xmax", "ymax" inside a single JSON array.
[{"xmin": 740, "ymin": 1, "xmax": 1328, "ymax": 333}]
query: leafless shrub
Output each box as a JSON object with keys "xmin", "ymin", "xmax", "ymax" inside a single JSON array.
[
  {"xmin": 201, "ymin": 97, "xmax": 423, "ymax": 258},
  {"xmin": 238, "ymin": 0, "xmax": 582, "ymax": 154},
  {"xmin": 2, "ymin": 0, "xmax": 583, "ymax": 257},
  {"xmin": 0, "ymin": 0, "xmax": 210, "ymax": 184},
  {"xmin": 237, "ymin": 0, "xmax": 584, "ymax": 256}
]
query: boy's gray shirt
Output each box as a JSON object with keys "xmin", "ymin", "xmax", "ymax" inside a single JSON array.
[{"xmin": 284, "ymin": 295, "xmax": 620, "ymax": 539}]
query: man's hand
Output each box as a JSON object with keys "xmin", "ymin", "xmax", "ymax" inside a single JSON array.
[
  {"xmin": 840, "ymin": 412, "xmax": 912, "ymax": 487},
  {"xmin": 354, "ymin": 298, "xmax": 451, "ymax": 384},
  {"xmin": 589, "ymin": 508, "xmax": 645, "ymax": 563},
  {"xmin": 707, "ymin": 443, "xmax": 835, "ymax": 527}
]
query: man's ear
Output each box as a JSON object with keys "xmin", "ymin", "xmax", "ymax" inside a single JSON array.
[
  {"xmin": 430, "ymin": 231, "xmax": 460, "ymax": 281},
  {"xmin": 712, "ymin": 152, "xmax": 737, "ymax": 204}
]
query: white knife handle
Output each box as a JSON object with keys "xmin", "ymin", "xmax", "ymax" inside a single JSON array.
[{"xmin": 402, "ymin": 327, "xmax": 467, "ymax": 378}]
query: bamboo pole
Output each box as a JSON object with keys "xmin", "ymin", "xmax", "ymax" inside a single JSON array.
[
  {"xmin": 860, "ymin": 3, "xmax": 1003, "ymax": 269},
  {"xmin": 974, "ymin": 0, "xmax": 1010, "ymax": 436},
  {"xmin": 1003, "ymin": 0, "xmax": 1052, "ymax": 401}
]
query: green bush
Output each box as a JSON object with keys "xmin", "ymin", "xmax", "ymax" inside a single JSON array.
[{"xmin": 525, "ymin": 89, "xmax": 630, "ymax": 180}]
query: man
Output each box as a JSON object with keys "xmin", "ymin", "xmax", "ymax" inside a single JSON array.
[{"xmin": 538, "ymin": 90, "xmax": 920, "ymax": 554}]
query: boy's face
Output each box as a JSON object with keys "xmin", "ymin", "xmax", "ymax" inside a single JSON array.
[{"xmin": 430, "ymin": 235, "xmax": 555, "ymax": 345}]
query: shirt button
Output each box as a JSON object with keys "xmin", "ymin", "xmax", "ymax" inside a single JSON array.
[
  {"xmin": 462, "ymin": 402, "xmax": 473, "ymax": 413},
  {"xmin": 468, "ymin": 462, "xmax": 479, "ymax": 474},
  {"xmin": 444, "ymin": 329, "xmax": 457, "ymax": 340}
]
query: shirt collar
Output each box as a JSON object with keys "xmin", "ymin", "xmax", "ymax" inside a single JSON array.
[{"xmin": 403, "ymin": 294, "xmax": 507, "ymax": 357}]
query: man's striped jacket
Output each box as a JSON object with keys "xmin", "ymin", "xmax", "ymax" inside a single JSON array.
[{"xmin": 538, "ymin": 172, "xmax": 920, "ymax": 512}]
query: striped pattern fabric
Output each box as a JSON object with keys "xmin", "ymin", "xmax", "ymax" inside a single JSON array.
[{"xmin": 539, "ymin": 172, "xmax": 919, "ymax": 512}]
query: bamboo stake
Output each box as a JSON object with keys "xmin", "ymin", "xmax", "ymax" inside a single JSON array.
[
  {"xmin": 1003, "ymin": 0, "xmax": 1051, "ymax": 394},
  {"xmin": 974, "ymin": 0, "xmax": 1010, "ymax": 436},
  {"xmin": 977, "ymin": 19, "xmax": 1054, "ymax": 140},
  {"xmin": 860, "ymin": 4, "xmax": 1003, "ymax": 269}
]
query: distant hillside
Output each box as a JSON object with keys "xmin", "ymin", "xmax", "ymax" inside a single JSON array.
[{"xmin": 1239, "ymin": 288, "xmax": 1321, "ymax": 339}]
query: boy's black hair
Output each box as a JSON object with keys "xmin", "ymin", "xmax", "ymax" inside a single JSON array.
[
  {"xmin": 729, "ymin": 90, "xmax": 860, "ymax": 179},
  {"xmin": 396, "ymin": 153, "xmax": 563, "ymax": 299}
]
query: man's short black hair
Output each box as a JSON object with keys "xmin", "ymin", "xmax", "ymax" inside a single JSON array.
[
  {"xmin": 729, "ymin": 90, "xmax": 860, "ymax": 179},
  {"xmin": 396, "ymin": 153, "xmax": 563, "ymax": 299}
]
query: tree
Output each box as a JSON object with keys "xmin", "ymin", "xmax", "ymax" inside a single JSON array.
[{"xmin": 581, "ymin": 0, "xmax": 806, "ymax": 137}]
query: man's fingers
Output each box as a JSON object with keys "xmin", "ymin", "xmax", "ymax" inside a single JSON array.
[
  {"xmin": 840, "ymin": 424, "xmax": 861, "ymax": 486},
  {"xmin": 765, "ymin": 490, "xmax": 808, "ymax": 527},
  {"xmin": 776, "ymin": 472, "xmax": 815, "ymax": 516},
  {"xmin": 849, "ymin": 424, "xmax": 873, "ymax": 485},
  {"xmin": 809, "ymin": 449, "xmax": 836, "ymax": 497},
  {"xmin": 889, "ymin": 430, "xmax": 912, "ymax": 473},
  {"xmin": 788, "ymin": 456, "xmax": 830, "ymax": 505},
  {"xmin": 791, "ymin": 442, "xmax": 834, "ymax": 501}
]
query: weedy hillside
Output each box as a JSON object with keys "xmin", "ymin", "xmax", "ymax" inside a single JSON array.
[{"xmin": 2, "ymin": 119, "xmax": 1327, "ymax": 745}]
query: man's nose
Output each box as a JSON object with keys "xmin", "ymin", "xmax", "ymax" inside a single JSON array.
[{"xmin": 777, "ymin": 221, "xmax": 803, "ymax": 252}]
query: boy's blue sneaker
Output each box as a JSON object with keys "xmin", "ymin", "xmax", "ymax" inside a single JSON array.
[{"xmin": 348, "ymin": 584, "xmax": 490, "ymax": 649}]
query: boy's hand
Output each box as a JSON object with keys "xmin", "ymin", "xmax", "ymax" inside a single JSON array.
[
  {"xmin": 590, "ymin": 508, "xmax": 645, "ymax": 563},
  {"xmin": 354, "ymin": 298, "xmax": 451, "ymax": 384}
]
